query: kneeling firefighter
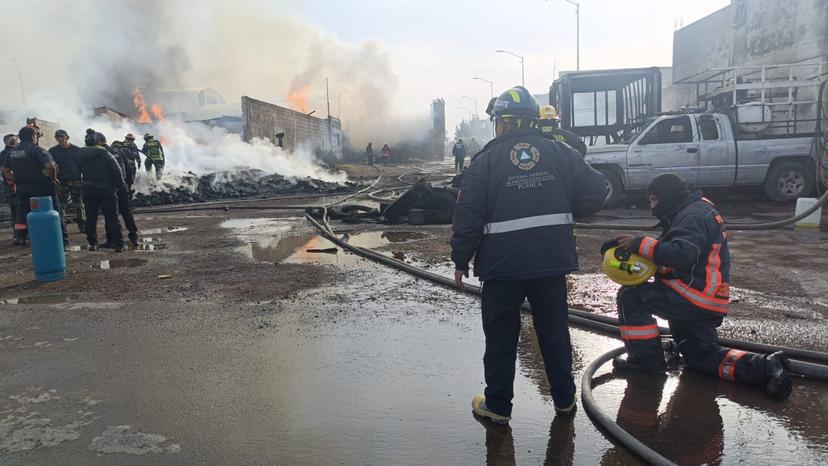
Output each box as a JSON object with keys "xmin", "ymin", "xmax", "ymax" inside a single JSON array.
[
  {"xmin": 453, "ymin": 86, "xmax": 607, "ymax": 424},
  {"xmin": 606, "ymin": 173, "xmax": 792, "ymax": 400}
]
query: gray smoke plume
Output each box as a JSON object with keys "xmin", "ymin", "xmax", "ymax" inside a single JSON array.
[{"xmin": 0, "ymin": 0, "xmax": 422, "ymax": 148}]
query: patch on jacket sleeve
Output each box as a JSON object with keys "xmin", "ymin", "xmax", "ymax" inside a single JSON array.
[{"xmin": 510, "ymin": 143, "xmax": 540, "ymax": 171}]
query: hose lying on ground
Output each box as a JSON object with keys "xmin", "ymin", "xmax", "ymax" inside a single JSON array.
[
  {"xmin": 581, "ymin": 346, "xmax": 678, "ymax": 466},
  {"xmin": 304, "ymin": 213, "xmax": 828, "ymax": 379}
]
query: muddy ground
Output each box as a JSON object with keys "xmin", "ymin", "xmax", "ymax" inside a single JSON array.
[{"xmin": 1, "ymin": 160, "xmax": 827, "ymax": 464}]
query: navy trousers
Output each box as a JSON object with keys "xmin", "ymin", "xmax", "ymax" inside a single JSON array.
[
  {"xmin": 481, "ymin": 276, "xmax": 575, "ymax": 416},
  {"xmin": 617, "ymin": 282, "xmax": 766, "ymax": 386}
]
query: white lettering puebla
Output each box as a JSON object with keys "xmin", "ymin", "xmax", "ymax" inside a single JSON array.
[{"xmin": 505, "ymin": 169, "xmax": 557, "ymax": 190}]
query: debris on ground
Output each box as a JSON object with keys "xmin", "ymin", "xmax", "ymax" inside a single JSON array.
[
  {"xmin": 382, "ymin": 179, "xmax": 457, "ymax": 225},
  {"xmin": 132, "ymin": 169, "xmax": 358, "ymax": 207}
]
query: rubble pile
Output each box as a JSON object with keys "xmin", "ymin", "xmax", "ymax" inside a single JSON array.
[{"xmin": 132, "ymin": 169, "xmax": 357, "ymax": 207}]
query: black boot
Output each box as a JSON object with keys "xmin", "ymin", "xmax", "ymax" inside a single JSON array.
[
  {"xmin": 128, "ymin": 233, "xmax": 139, "ymax": 247},
  {"xmin": 613, "ymin": 355, "xmax": 667, "ymax": 372},
  {"xmin": 764, "ymin": 351, "xmax": 792, "ymax": 400}
]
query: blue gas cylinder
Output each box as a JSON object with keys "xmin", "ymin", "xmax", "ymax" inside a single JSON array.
[{"xmin": 27, "ymin": 196, "xmax": 66, "ymax": 282}]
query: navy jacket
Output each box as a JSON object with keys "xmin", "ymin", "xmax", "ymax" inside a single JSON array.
[
  {"xmin": 49, "ymin": 144, "xmax": 82, "ymax": 181},
  {"xmin": 77, "ymin": 146, "xmax": 126, "ymax": 191},
  {"xmin": 451, "ymin": 128, "xmax": 607, "ymax": 281},
  {"xmin": 631, "ymin": 192, "xmax": 730, "ymax": 317}
]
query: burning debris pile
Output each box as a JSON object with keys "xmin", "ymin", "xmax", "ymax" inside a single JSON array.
[{"xmin": 132, "ymin": 169, "xmax": 358, "ymax": 207}]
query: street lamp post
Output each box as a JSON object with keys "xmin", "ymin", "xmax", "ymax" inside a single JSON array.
[
  {"xmin": 495, "ymin": 50, "xmax": 525, "ymax": 86},
  {"xmin": 473, "ymin": 77, "xmax": 494, "ymax": 100},
  {"xmin": 564, "ymin": 0, "xmax": 580, "ymax": 71},
  {"xmin": 461, "ymin": 96, "xmax": 478, "ymax": 118},
  {"xmin": 1, "ymin": 59, "xmax": 26, "ymax": 110}
]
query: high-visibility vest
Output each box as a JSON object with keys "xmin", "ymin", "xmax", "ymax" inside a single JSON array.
[{"xmin": 144, "ymin": 140, "xmax": 164, "ymax": 160}]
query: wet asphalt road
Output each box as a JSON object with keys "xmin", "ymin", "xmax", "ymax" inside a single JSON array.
[{"xmin": 2, "ymin": 232, "xmax": 827, "ymax": 465}]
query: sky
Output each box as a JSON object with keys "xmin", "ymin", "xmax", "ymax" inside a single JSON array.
[
  {"xmin": 0, "ymin": 0, "xmax": 732, "ymax": 143},
  {"xmin": 292, "ymin": 0, "xmax": 732, "ymax": 130}
]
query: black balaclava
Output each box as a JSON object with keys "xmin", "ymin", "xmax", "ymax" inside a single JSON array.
[{"xmin": 648, "ymin": 173, "xmax": 690, "ymax": 219}]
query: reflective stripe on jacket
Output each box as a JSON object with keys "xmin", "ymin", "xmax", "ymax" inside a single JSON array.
[
  {"xmin": 450, "ymin": 128, "xmax": 606, "ymax": 281},
  {"xmin": 143, "ymin": 140, "xmax": 164, "ymax": 160},
  {"xmin": 632, "ymin": 192, "xmax": 730, "ymax": 316}
]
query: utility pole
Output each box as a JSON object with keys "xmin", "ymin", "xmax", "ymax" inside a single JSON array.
[
  {"xmin": 1, "ymin": 59, "xmax": 26, "ymax": 111},
  {"xmin": 473, "ymin": 77, "xmax": 494, "ymax": 99},
  {"xmin": 495, "ymin": 50, "xmax": 525, "ymax": 86},
  {"xmin": 461, "ymin": 96, "xmax": 478, "ymax": 118},
  {"xmin": 564, "ymin": 0, "xmax": 580, "ymax": 70}
]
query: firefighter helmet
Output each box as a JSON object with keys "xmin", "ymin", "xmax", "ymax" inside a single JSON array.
[
  {"xmin": 125, "ymin": 133, "xmax": 136, "ymax": 140},
  {"xmin": 486, "ymin": 86, "xmax": 539, "ymax": 120},
  {"xmin": 539, "ymin": 105, "xmax": 560, "ymax": 120},
  {"xmin": 602, "ymin": 246, "xmax": 656, "ymax": 286},
  {"xmin": 144, "ymin": 133, "xmax": 153, "ymax": 141}
]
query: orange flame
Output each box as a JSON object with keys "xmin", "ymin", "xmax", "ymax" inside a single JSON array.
[
  {"xmin": 150, "ymin": 103, "xmax": 165, "ymax": 122},
  {"xmin": 132, "ymin": 87, "xmax": 152, "ymax": 124},
  {"xmin": 287, "ymin": 85, "xmax": 310, "ymax": 113}
]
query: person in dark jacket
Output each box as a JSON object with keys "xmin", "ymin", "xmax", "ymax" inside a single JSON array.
[
  {"xmin": 77, "ymin": 133, "xmax": 126, "ymax": 252},
  {"xmin": 50, "ymin": 129, "xmax": 85, "ymax": 233},
  {"xmin": 1, "ymin": 127, "xmax": 69, "ymax": 246},
  {"xmin": 364, "ymin": 142, "xmax": 374, "ymax": 164},
  {"xmin": 453, "ymin": 86, "xmax": 607, "ymax": 424},
  {"xmin": 110, "ymin": 141, "xmax": 139, "ymax": 246},
  {"xmin": 122, "ymin": 133, "xmax": 141, "ymax": 191},
  {"xmin": 452, "ymin": 139, "xmax": 468, "ymax": 173},
  {"xmin": 537, "ymin": 105, "xmax": 587, "ymax": 157},
  {"xmin": 610, "ymin": 173, "xmax": 792, "ymax": 400},
  {"xmin": 0, "ymin": 134, "xmax": 20, "ymax": 238}
]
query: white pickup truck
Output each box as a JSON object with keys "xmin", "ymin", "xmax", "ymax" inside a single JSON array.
[{"xmin": 585, "ymin": 112, "xmax": 817, "ymax": 207}]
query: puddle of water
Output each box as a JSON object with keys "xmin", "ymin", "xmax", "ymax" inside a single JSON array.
[
  {"xmin": 0, "ymin": 294, "xmax": 76, "ymax": 304},
  {"xmin": 236, "ymin": 235, "xmax": 366, "ymax": 266},
  {"xmin": 594, "ymin": 369, "xmax": 828, "ymax": 465},
  {"xmin": 94, "ymin": 258, "xmax": 148, "ymax": 269},
  {"xmin": 344, "ymin": 231, "xmax": 428, "ymax": 248},
  {"xmin": 140, "ymin": 226, "xmax": 189, "ymax": 235}
]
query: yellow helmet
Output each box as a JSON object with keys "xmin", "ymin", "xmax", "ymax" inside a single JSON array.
[
  {"xmin": 539, "ymin": 105, "xmax": 560, "ymax": 120},
  {"xmin": 602, "ymin": 246, "xmax": 656, "ymax": 286}
]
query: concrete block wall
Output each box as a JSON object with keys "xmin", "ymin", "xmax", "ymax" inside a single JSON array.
[
  {"xmin": 673, "ymin": 0, "xmax": 828, "ymax": 83},
  {"xmin": 241, "ymin": 96, "xmax": 342, "ymax": 159}
]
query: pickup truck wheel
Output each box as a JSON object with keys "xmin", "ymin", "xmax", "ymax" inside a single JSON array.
[
  {"xmin": 597, "ymin": 168, "xmax": 622, "ymax": 208},
  {"xmin": 763, "ymin": 161, "xmax": 814, "ymax": 202}
]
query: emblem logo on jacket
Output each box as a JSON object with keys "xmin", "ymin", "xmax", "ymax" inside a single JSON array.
[{"xmin": 510, "ymin": 143, "xmax": 540, "ymax": 171}]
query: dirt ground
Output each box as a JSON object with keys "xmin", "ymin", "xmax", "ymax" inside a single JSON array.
[
  {"xmin": 1, "ymin": 160, "xmax": 826, "ymax": 351},
  {"xmin": 1, "ymin": 161, "xmax": 827, "ymax": 464}
]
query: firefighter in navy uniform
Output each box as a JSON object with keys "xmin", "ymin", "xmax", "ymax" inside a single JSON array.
[
  {"xmin": 0, "ymin": 126, "xmax": 69, "ymax": 246},
  {"xmin": 122, "ymin": 133, "xmax": 141, "ymax": 192},
  {"xmin": 110, "ymin": 141, "xmax": 139, "ymax": 246},
  {"xmin": 537, "ymin": 105, "xmax": 587, "ymax": 157},
  {"xmin": 77, "ymin": 133, "xmax": 126, "ymax": 252},
  {"xmin": 610, "ymin": 173, "xmax": 792, "ymax": 400},
  {"xmin": 141, "ymin": 133, "xmax": 165, "ymax": 180},
  {"xmin": 50, "ymin": 129, "xmax": 85, "ymax": 233},
  {"xmin": 452, "ymin": 86, "xmax": 607, "ymax": 424}
]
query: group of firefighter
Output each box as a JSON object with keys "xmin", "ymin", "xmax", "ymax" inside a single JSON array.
[
  {"xmin": 451, "ymin": 86, "xmax": 793, "ymax": 428},
  {"xmin": 1, "ymin": 125, "xmax": 166, "ymax": 252}
]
